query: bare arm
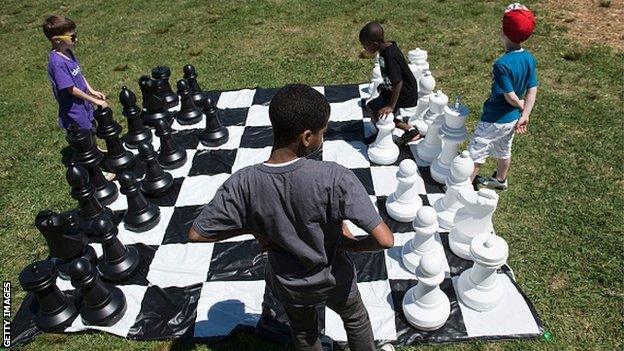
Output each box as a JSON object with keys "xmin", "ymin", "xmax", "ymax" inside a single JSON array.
[
  {"xmin": 503, "ymin": 91, "xmax": 524, "ymax": 110},
  {"xmin": 67, "ymin": 86, "xmax": 108, "ymax": 108},
  {"xmin": 340, "ymin": 221, "xmax": 394, "ymax": 252},
  {"xmin": 83, "ymin": 78, "xmax": 106, "ymax": 99},
  {"xmin": 515, "ymin": 87, "xmax": 537, "ymax": 134}
]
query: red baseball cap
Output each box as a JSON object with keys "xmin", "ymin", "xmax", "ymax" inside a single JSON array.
[{"xmin": 502, "ymin": 3, "xmax": 536, "ymax": 44}]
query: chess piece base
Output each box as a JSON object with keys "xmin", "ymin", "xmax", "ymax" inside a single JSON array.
[
  {"xmin": 197, "ymin": 128, "xmax": 229, "ymax": 147},
  {"xmin": 456, "ymin": 269, "xmax": 503, "ymax": 312},
  {"xmin": 80, "ymin": 286, "xmax": 127, "ymax": 326},
  {"xmin": 140, "ymin": 174, "xmax": 174, "ymax": 198},
  {"xmin": 401, "ymin": 241, "xmax": 444, "ymax": 274},
  {"xmin": 386, "ymin": 194, "xmax": 422, "ymax": 223},
  {"xmin": 368, "ymin": 145, "xmax": 399, "ymax": 166},
  {"xmin": 448, "ymin": 229, "xmax": 472, "ymax": 260},
  {"xmin": 97, "ymin": 246, "xmax": 140, "ymax": 282},
  {"xmin": 36, "ymin": 298, "xmax": 80, "ymax": 332},
  {"xmin": 402, "ymin": 285, "xmax": 450, "ymax": 331},
  {"xmin": 430, "ymin": 159, "xmax": 450, "ymax": 184},
  {"xmin": 123, "ymin": 205, "xmax": 160, "ymax": 233}
]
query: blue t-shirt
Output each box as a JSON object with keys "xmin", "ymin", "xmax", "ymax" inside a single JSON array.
[{"xmin": 481, "ymin": 48, "xmax": 538, "ymax": 123}]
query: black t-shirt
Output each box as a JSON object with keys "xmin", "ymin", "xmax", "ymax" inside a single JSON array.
[{"xmin": 379, "ymin": 41, "xmax": 418, "ymax": 107}]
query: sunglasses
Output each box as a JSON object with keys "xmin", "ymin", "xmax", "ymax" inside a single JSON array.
[{"xmin": 53, "ymin": 33, "xmax": 77, "ymax": 43}]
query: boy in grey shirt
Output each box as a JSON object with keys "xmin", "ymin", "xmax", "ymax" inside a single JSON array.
[{"xmin": 189, "ymin": 84, "xmax": 394, "ymax": 351}]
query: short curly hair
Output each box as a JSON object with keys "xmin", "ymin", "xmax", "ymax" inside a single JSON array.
[{"xmin": 42, "ymin": 15, "xmax": 76, "ymax": 40}]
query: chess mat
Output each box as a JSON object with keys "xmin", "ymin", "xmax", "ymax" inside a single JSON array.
[{"xmin": 11, "ymin": 83, "xmax": 544, "ymax": 348}]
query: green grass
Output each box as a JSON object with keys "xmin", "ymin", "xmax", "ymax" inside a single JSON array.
[{"xmin": 0, "ymin": 0, "xmax": 622, "ymax": 350}]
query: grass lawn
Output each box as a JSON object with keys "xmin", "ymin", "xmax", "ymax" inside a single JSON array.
[{"xmin": 0, "ymin": 0, "xmax": 622, "ymax": 350}]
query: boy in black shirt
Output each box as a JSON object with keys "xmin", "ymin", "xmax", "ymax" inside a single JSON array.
[
  {"xmin": 360, "ymin": 22, "xmax": 420, "ymax": 144},
  {"xmin": 188, "ymin": 84, "xmax": 394, "ymax": 351}
]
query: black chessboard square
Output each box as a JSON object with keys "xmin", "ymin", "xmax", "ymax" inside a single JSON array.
[
  {"xmin": 162, "ymin": 205, "xmax": 205, "ymax": 244},
  {"xmin": 325, "ymin": 120, "xmax": 365, "ymax": 142},
  {"xmin": 172, "ymin": 129, "xmax": 200, "ymax": 149},
  {"xmin": 389, "ymin": 278, "xmax": 468, "ymax": 344},
  {"xmin": 218, "ymin": 107, "xmax": 249, "ymax": 127},
  {"xmin": 349, "ymin": 251, "xmax": 387, "ymax": 282},
  {"xmin": 349, "ymin": 168, "xmax": 375, "ymax": 195},
  {"xmin": 188, "ymin": 149, "xmax": 237, "ymax": 176},
  {"xmin": 438, "ymin": 232, "xmax": 473, "ymax": 276},
  {"xmin": 375, "ymin": 196, "xmax": 426, "ymax": 233},
  {"xmin": 207, "ymin": 240, "xmax": 266, "ymax": 281},
  {"xmin": 240, "ymin": 126, "xmax": 274, "ymax": 148},
  {"xmin": 418, "ymin": 166, "xmax": 445, "ymax": 194},
  {"xmin": 252, "ymin": 87, "xmax": 280, "ymax": 106},
  {"xmin": 205, "ymin": 90, "xmax": 222, "ymax": 106},
  {"xmin": 144, "ymin": 177, "xmax": 184, "ymax": 207},
  {"xmin": 324, "ymin": 84, "xmax": 361, "ymax": 103}
]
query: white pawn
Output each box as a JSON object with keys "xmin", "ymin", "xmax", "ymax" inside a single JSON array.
[
  {"xmin": 408, "ymin": 70, "xmax": 436, "ymax": 128},
  {"xmin": 456, "ymin": 234, "xmax": 508, "ymax": 312},
  {"xmin": 386, "ymin": 159, "xmax": 422, "ymax": 222},
  {"xmin": 434, "ymin": 151, "xmax": 475, "ymax": 230},
  {"xmin": 368, "ymin": 114, "xmax": 399, "ymax": 165},
  {"xmin": 402, "ymin": 253, "xmax": 450, "ymax": 331},
  {"xmin": 415, "ymin": 90, "xmax": 448, "ymax": 136},
  {"xmin": 402, "ymin": 206, "xmax": 444, "ymax": 274},
  {"xmin": 448, "ymin": 188, "xmax": 499, "ymax": 260},
  {"xmin": 369, "ymin": 64, "xmax": 383, "ymax": 102},
  {"xmin": 430, "ymin": 104, "xmax": 468, "ymax": 184},
  {"xmin": 408, "ymin": 48, "xmax": 429, "ymax": 83}
]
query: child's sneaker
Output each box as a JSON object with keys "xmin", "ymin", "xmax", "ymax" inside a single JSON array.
[
  {"xmin": 379, "ymin": 343, "xmax": 395, "ymax": 351},
  {"xmin": 481, "ymin": 172, "xmax": 508, "ymax": 191}
]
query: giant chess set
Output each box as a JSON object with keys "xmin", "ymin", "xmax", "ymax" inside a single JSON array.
[{"xmin": 10, "ymin": 50, "xmax": 543, "ymax": 348}]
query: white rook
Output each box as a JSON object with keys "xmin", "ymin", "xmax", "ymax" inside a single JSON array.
[
  {"xmin": 430, "ymin": 104, "xmax": 468, "ymax": 184},
  {"xmin": 448, "ymin": 188, "xmax": 499, "ymax": 260},
  {"xmin": 402, "ymin": 253, "xmax": 450, "ymax": 331},
  {"xmin": 434, "ymin": 150, "xmax": 474, "ymax": 230},
  {"xmin": 408, "ymin": 70, "xmax": 435, "ymax": 128},
  {"xmin": 386, "ymin": 159, "xmax": 422, "ymax": 222},
  {"xmin": 368, "ymin": 113, "xmax": 399, "ymax": 165},
  {"xmin": 456, "ymin": 234, "xmax": 508, "ymax": 312},
  {"xmin": 402, "ymin": 206, "xmax": 444, "ymax": 274},
  {"xmin": 415, "ymin": 90, "xmax": 448, "ymax": 136}
]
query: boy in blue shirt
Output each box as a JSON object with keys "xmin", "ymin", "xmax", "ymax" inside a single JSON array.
[
  {"xmin": 469, "ymin": 3, "xmax": 538, "ymax": 190},
  {"xmin": 188, "ymin": 84, "xmax": 395, "ymax": 351}
]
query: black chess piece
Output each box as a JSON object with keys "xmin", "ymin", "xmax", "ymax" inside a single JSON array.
[
  {"xmin": 197, "ymin": 98, "xmax": 229, "ymax": 147},
  {"xmin": 19, "ymin": 260, "xmax": 79, "ymax": 332},
  {"xmin": 119, "ymin": 86, "xmax": 152, "ymax": 149},
  {"xmin": 175, "ymin": 79, "xmax": 203, "ymax": 125},
  {"xmin": 138, "ymin": 142, "xmax": 173, "ymax": 197},
  {"xmin": 151, "ymin": 65, "xmax": 179, "ymax": 109},
  {"xmin": 92, "ymin": 216, "xmax": 140, "ymax": 282},
  {"xmin": 182, "ymin": 64, "xmax": 207, "ymax": 106},
  {"xmin": 138, "ymin": 75, "xmax": 173, "ymax": 128},
  {"xmin": 66, "ymin": 163, "xmax": 113, "ymax": 236},
  {"xmin": 35, "ymin": 210, "xmax": 97, "ymax": 280},
  {"xmin": 118, "ymin": 172, "xmax": 161, "ymax": 232},
  {"xmin": 69, "ymin": 258, "xmax": 127, "ymax": 326},
  {"xmin": 154, "ymin": 118, "xmax": 187, "ymax": 169},
  {"xmin": 66, "ymin": 126, "xmax": 118, "ymax": 206},
  {"xmin": 93, "ymin": 106, "xmax": 135, "ymax": 173}
]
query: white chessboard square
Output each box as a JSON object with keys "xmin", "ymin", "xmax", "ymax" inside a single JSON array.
[
  {"xmin": 454, "ymin": 274, "xmax": 541, "ymax": 337},
  {"xmin": 244, "ymin": 104, "xmax": 271, "ymax": 127},
  {"xmin": 329, "ymin": 98, "xmax": 364, "ymax": 122},
  {"xmin": 171, "ymin": 114, "xmax": 206, "ymax": 131},
  {"xmin": 370, "ymin": 165, "xmax": 426, "ymax": 197},
  {"xmin": 322, "ymin": 140, "xmax": 370, "ymax": 168},
  {"xmin": 65, "ymin": 284, "xmax": 148, "ymax": 336},
  {"xmin": 146, "ymin": 243, "xmax": 214, "ymax": 287},
  {"xmin": 216, "ymin": 89, "xmax": 256, "ymax": 109},
  {"xmin": 175, "ymin": 174, "xmax": 231, "ymax": 207},
  {"xmin": 385, "ymin": 232, "xmax": 451, "ymax": 279},
  {"xmin": 193, "ymin": 280, "xmax": 266, "ymax": 338},
  {"xmin": 325, "ymin": 280, "xmax": 397, "ymax": 342},
  {"xmin": 232, "ymin": 146, "xmax": 272, "ymax": 173},
  {"xmin": 167, "ymin": 149, "xmax": 197, "ymax": 178},
  {"xmin": 116, "ymin": 206, "xmax": 175, "ymax": 246}
]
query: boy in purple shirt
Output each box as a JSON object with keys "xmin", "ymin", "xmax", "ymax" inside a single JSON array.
[{"xmin": 43, "ymin": 15, "xmax": 108, "ymax": 133}]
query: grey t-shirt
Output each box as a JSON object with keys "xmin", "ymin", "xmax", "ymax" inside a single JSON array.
[{"xmin": 192, "ymin": 158, "xmax": 382, "ymax": 306}]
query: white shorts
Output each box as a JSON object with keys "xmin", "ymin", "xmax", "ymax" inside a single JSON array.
[{"xmin": 468, "ymin": 120, "xmax": 517, "ymax": 164}]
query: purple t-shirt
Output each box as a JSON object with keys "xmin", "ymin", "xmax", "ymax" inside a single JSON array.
[{"xmin": 47, "ymin": 50, "xmax": 94, "ymax": 130}]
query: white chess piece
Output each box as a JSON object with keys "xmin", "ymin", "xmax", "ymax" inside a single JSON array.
[
  {"xmin": 415, "ymin": 90, "xmax": 448, "ymax": 136},
  {"xmin": 448, "ymin": 188, "xmax": 499, "ymax": 260},
  {"xmin": 368, "ymin": 113, "xmax": 399, "ymax": 165},
  {"xmin": 368, "ymin": 61, "xmax": 383, "ymax": 102},
  {"xmin": 408, "ymin": 70, "xmax": 436, "ymax": 128},
  {"xmin": 456, "ymin": 234, "xmax": 508, "ymax": 312},
  {"xmin": 386, "ymin": 159, "xmax": 422, "ymax": 222},
  {"xmin": 434, "ymin": 151, "xmax": 475, "ymax": 230},
  {"xmin": 430, "ymin": 104, "xmax": 468, "ymax": 184},
  {"xmin": 402, "ymin": 253, "xmax": 450, "ymax": 331},
  {"xmin": 408, "ymin": 48, "xmax": 429, "ymax": 83},
  {"xmin": 416, "ymin": 106, "xmax": 452, "ymax": 164},
  {"xmin": 402, "ymin": 206, "xmax": 444, "ymax": 273}
]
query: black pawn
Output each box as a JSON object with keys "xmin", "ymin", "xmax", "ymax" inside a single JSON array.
[
  {"xmin": 175, "ymin": 79, "xmax": 203, "ymax": 125},
  {"xmin": 92, "ymin": 216, "xmax": 140, "ymax": 282},
  {"xmin": 66, "ymin": 163, "xmax": 113, "ymax": 236},
  {"xmin": 119, "ymin": 172, "xmax": 161, "ymax": 232},
  {"xmin": 151, "ymin": 65, "xmax": 179, "ymax": 109},
  {"xmin": 197, "ymin": 98, "xmax": 229, "ymax": 147},
  {"xmin": 66, "ymin": 127, "xmax": 118, "ymax": 206},
  {"xmin": 19, "ymin": 260, "xmax": 79, "ymax": 332},
  {"xmin": 138, "ymin": 75, "xmax": 173, "ymax": 128},
  {"xmin": 119, "ymin": 86, "xmax": 152, "ymax": 149},
  {"xmin": 69, "ymin": 258, "xmax": 127, "ymax": 326},
  {"xmin": 154, "ymin": 118, "xmax": 187, "ymax": 170},
  {"xmin": 138, "ymin": 142, "xmax": 173, "ymax": 197},
  {"xmin": 182, "ymin": 64, "xmax": 207, "ymax": 106},
  {"xmin": 93, "ymin": 106, "xmax": 135, "ymax": 173},
  {"xmin": 35, "ymin": 210, "xmax": 97, "ymax": 280}
]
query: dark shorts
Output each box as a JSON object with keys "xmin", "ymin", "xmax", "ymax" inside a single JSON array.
[{"xmin": 366, "ymin": 93, "xmax": 417, "ymax": 117}]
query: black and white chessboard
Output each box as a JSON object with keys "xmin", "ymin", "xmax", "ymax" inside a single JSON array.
[{"xmin": 11, "ymin": 83, "xmax": 544, "ymax": 348}]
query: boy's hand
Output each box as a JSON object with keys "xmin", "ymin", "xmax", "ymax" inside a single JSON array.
[
  {"xmin": 378, "ymin": 106, "xmax": 394, "ymax": 117},
  {"xmin": 90, "ymin": 90, "xmax": 107, "ymax": 100},
  {"xmin": 515, "ymin": 116, "xmax": 529, "ymax": 134},
  {"xmin": 93, "ymin": 99, "xmax": 109, "ymax": 109}
]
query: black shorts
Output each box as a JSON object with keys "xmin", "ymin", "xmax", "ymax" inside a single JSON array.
[{"xmin": 366, "ymin": 93, "xmax": 417, "ymax": 117}]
